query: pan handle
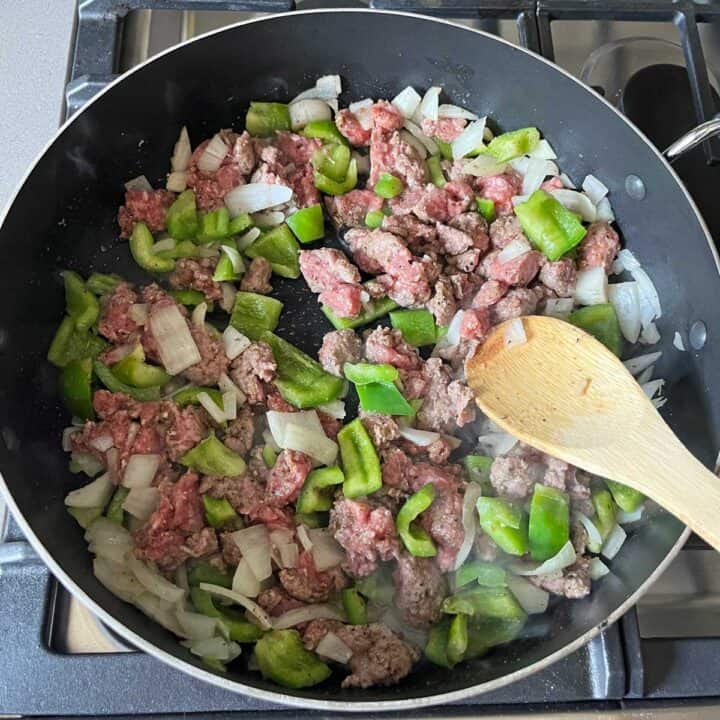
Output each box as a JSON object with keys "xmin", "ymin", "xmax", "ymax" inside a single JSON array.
[{"xmin": 664, "ymin": 115, "xmax": 720, "ymax": 161}]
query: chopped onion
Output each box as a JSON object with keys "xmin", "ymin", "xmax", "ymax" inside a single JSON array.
[
  {"xmin": 222, "ymin": 391, "xmax": 237, "ymax": 421},
  {"xmin": 608, "ymin": 282, "xmax": 641, "ymax": 343},
  {"xmin": 62, "ymin": 426, "xmax": 80, "ymax": 452},
  {"xmin": 617, "ymin": 506, "xmax": 644, "ymax": 524},
  {"xmin": 220, "ymin": 243, "xmax": 245, "ymax": 274},
  {"xmin": 93, "ymin": 557, "xmax": 144, "ymax": 603},
  {"xmin": 640, "ymin": 322, "xmax": 661, "ymax": 345},
  {"xmin": 222, "ymin": 326, "xmax": 251, "ymax": 361},
  {"xmin": 129, "ymin": 303, "xmax": 149, "ymax": 325},
  {"xmin": 543, "ymin": 297, "xmax": 574, "ymax": 319},
  {"xmin": 595, "ymin": 197, "xmax": 615, "ymax": 223},
  {"xmin": 497, "ymin": 237, "xmax": 531, "ymax": 264},
  {"xmin": 617, "ymin": 248, "xmax": 640, "ymax": 272},
  {"xmin": 550, "ymin": 189, "xmax": 597, "ymax": 222},
  {"xmin": 623, "ymin": 351, "xmax": 662, "ymax": 376},
  {"xmin": 191, "ymin": 302, "xmax": 207, "ymax": 328},
  {"xmin": 509, "ymin": 156, "xmax": 530, "ymax": 175},
  {"xmin": 576, "ymin": 512, "xmax": 603, "ymax": 553},
  {"xmin": 673, "ymin": 331, "xmax": 686, "ymax": 351},
  {"xmin": 85, "ymin": 517, "xmax": 133, "ymax": 564},
  {"xmin": 219, "ymin": 283, "xmax": 236, "ymax": 314},
  {"xmin": 289, "ymin": 98, "xmax": 332, "ymax": 130},
  {"xmin": 278, "ymin": 543, "xmax": 299, "ymax": 569},
  {"xmin": 149, "ymin": 304, "xmax": 201, "ymax": 375},
  {"xmin": 399, "ymin": 427, "xmax": 441, "ymax": 447},
  {"xmin": 528, "ymin": 139, "xmax": 557, "ymax": 160},
  {"xmin": 581, "ymin": 174, "xmax": 609, "ymax": 205},
  {"xmin": 189, "ymin": 636, "xmax": 241, "ymax": 662},
  {"xmin": 402, "ymin": 119, "xmax": 438, "ymax": 156},
  {"xmin": 444, "ymin": 310, "xmax": 465, "ymax": 347},
  {"xmin": 251, "ymin": 210, "xmax": 284, "ymax": 229},
  {"xmin": 511, "ymin": 540, "xmax": 576, "ymax": 576},
  {"xmin": 232, "ymin": 557, "xmax": 261, "ymax": 598},
  {"xmin": 454, "ymin": 482, "xmax": 483, "ymax": 570},
  {"xmin": 308, "ymin": 528, "xmax": 345, "ymax": 571},
  {"xmin": 269, "ymin": 529, "xmax": 294, "ymax": 546},
  {"xmin": 418, "ymin": 86, "xmax": 441, "ymax": 121},
  {"xmin": 630, "ymin": 266, "xmax": 662, "ymax": 326},
  {"xmin": 504, "ymin": 318, "xmax": 527, "ymax": 348},
  {"xmin": 198, "ymin": 391, "xmax": 227, "ymax": 425},
  {"xmin": 511, "ymin": 194, "xmax": 530, "ymax": 207},
  {"xmin": 272, "ymin": 603, "xmax": 344, "ymax": 630},
  {"xmin": 135, "ymin": 592, "xmax": 186, "ymax": 636},
  {"xmin": 559, "ymin": 172, "xmax": 576, "ymax": 189},
  {"xmin": 589, "ymin": 557, "xmax": 610, "ymax": 580},
  {"xmin": 348, "ymin": 99, "xmax": 373, "ymax": 131},
  {"xmin": 399, "ymin": 130, "xmax": 428, "ymax": 160},
  {"xmin": 283, "ymin": 423, "xmax": 338, "ymax": 466},
  {"xmin": 90, "ymin": 434, "xmax": 114, "ymax": 452},
  {"xmin": 219, "ymin": 372, "xmax": 246, "ymax": 407},
  {"xmin": 65, "ymin": 472, "xmax": 114, "ymax": 509},
  {"xmin": 176, "ymin": 609, "xmax": 217, "ymax": 641},
  {"xmin": 392, "ymin": 86, "xmax": 421, "ymax": 118},
  {"xmin": 291, "ymin": 75, "xmax": 342, "ymax": 103},
  {"xmin": 353, "ymin": 152, "xmax": 370, "ymax": 176},
  {"xmin": 636, "ymin": 365, "xmax": 654, "ymax": 385},
  {"xmin": 122, "ymin": 486, "xmax": 160, "ymax": 521},
  {"xmin": 199, "ymin": 582, "xmax": 272, "ymax": 630},
  {"xmin": 166, "ymin": 171, "xmax": 187, "ymax": 193},
  {"xmin": 197, "ymin": 133, "xmax": 228, "ymax": 173},
  {"xmin": 225, "ymin": 183, "xmax": 293, "ymax": 216},
  {"xmin": 122, "ymin": 454, "xmax": 161, "ymax": 488},
  {"xmin": 316, "ymin": 632, "xmax": 353, "ymax": 664},
  {"xmin": 522, "ymin": 158, "xmax": 558, "ymax": 195},
  {"xmin": 127, "ymin": 553, "xmax": 185, "ymax": 603},
  {"xmin": 236, "ymin": 226, "xmax": 261, "ymax": 251},
  {"xmin": 171, "ymin": 126, "xmax": 192, "ymax": 172},
  {"xmin": 231, "ymin": 525, "xmax": 272, "ymax": 581},
  {"xmin": 463, "ymin": 153, "xmax": 507, "ymax": 177},
  {"xmin": 477, "ymin": 432, "xmax": 517, "ymax": 457},
  {"xmin": 601, "ymin": 524, "xmax": 627, "ymax": 560},
  {"xmin": 506, "ymin": 575, "xmax": 549, "ymax": 614},
  {"xmin": 317, "ymin": 400, "xmax": 346, "ymax": 420},
  {"xmin": 574, "ymin": 267, "xmax": 608, "ymax": 306},
  {"xmin": 438, "ymin": 104, "xmax": 478, "ymax": 120},
  {"xmin": 262, "ymin": 429, "xmax": 281, "ymax": 454},
  {"xmin": 296, "ymin": 524, "xmax": 313, "ymax": 552},
  {"xmin": 125, "ymin": 175, "xmax": 153, "ymax": 192},
  {"xmin": 451, "ymin": 117, "xmax": 488, "ymax": 160},
  {"xmin": 641, "ymin": 378, "xmax": 665, "ymax": 400}
]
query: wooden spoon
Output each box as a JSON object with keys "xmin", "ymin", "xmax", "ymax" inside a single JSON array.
[{"xmin": 466, "ymin": 315, "xmax": 720, "ymax": 551}]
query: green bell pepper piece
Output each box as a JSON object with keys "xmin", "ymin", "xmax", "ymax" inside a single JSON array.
[
  {"xmin": 188, "ymin": 562, "xmax": 233, "ymax": 589},
  {"xmin": 389, "ymin": 309, "xmax": 437, "ymax": 347},
  {"xmin": 63, "ymin": 271, "xmax": 99, "ymax": 331},
  {"xmin": 230, "ymin": 291, "xmax": 283, "ymax": 340},
  {"xmin": 86, "ymin": 272, "xmax": 122, "ymax": 296},
  {"xmin": 425, "ymin": 617, "xmax": 453, "ymax": 668},
  {"xmin": 197, "ymin": 207, "xmax": 230, "ymax": 242},
  {"xmin": 47, "ymin": 316, "xmax": 107, "ymax": 368},
  {"xmin": 296, "ymin": 466, "xmax": 344, "ymax": 514},
  {"xmin": 129, "ymin": 222, "xmax": 176, "ymax": 273},
  {"xmin": 455, "ymin": 561, "xmax": 507, "ymax": 589},
  {"xmin": 373, "ymin": 172, "xmax": 404, "ymax": 199},
  {"xmin": 202, "ymin": 495, "xmax": 239, "ymax": 528},
  {"xmin": 446, "ymin": 613, "xmax": 468, "ymax": 666},
  {"xmin": 427, "ymin": 155, "xmax": 446, "ymax": 188},
  {"xmin": 314, "ymin": 159, "xmax": 358, "ymax": 195},
  {"xmin": 476, "ymin": 496, "xmax": 529, "ymax": 556},
  {"xmin": 295, "ymin": 511, "xmax": 328, "ymax": 529},
  {"xmin": 190, "ymin": 588, "xmax": 263, "ymax": 643},
  {"xmin": 112, "ymin": 348, "xmax": 170, "ymax": 388},
  {"xmin": 528, "ymin": 483, "xmax": 570, "ymax": 561},
  {"xmin": 245, "ymin": 224, "xmax": 300, "ymax": 279},
  {"xmin": 606, "ymin": 479, "xmax": 644, "ymax": 513},
  {"xmin": 343, "ymin": 362, "xmax": 398, "ymax": 385},
  {"xmin": 338, "ymin": 418, "xmax": 382, "ymax": 499},
  {"xmin": 364, "ymin": 210, "xmax": 385, "ymax": 229},
  {"xmin": 181, "ymin": 433, "xmax": 247, "ymax": 477},
  {"xmin": 312, "ymin": 143, "xmax": 351, "ymax": 183},
  {"xmin": 485, "ymin": 127, "xmax": 540, "ymax": 162},
  {"xmin": 93, "ymin": 360, "xmax": 161, "ymax": 401},
  {"xmin": 568, "ymin": 304, "xmax": 623, "ymax": 357},
  {"xmin": 302, "ymin": 119, "xmax": 349, "ymax": 145},
  {"xmin": 262, "ymin": 444, "xmax": 278, "ymax": 468},
  {"xmin": 172, "ymin": 385, "xmax": 223, "ymax": 408},
  {"xmin": 190, "ymin": 586, "xmax": 222, "ymax": 617},
  {"xmin": 201, "ymin": 657, "xmax": 227, "ymax": 673},
  {"xmin": 463, "ymin": 454, "xmax": 493, "ymax": 482},
  {"xmin": 166, "ymin": 190, "xmax": 199, "ymax": 241},
  {"xmin": 68, "ymin": 506, "xmax": 104, "ymax": 529},
  {"xmin": 356, "ymin": 565, "xmax": 395, "ymax": 605},
  {"xmin": 169, "ymin": 289, "xmax": 213, "ymax": 309},
  {"xmin": 592, "ymin": 487, "xmax": 617, "ymax": 539},
  {"xmin": 106, "ymin": 486, "xmax": 129, "ymax": 524},
  {"xmin": 229, "ymin": 213, "xmax": 253, "ymax": 236},
  {"xmin": 464, "ymin": 616, "xmax": 526, "ymax": 660},
  {"xmin": 245, "ymin": 102, "xmax": 291, "ymax": 138},
  {"xmin": 286, "ymin": 204, "xmax": 325, "ymax": 244},
  {"xmin": 341, "ymin": 587, "xmax": 368, "ymax": 625},
  {"xmin": 61, "ymin": 357, "xmax": 95, "ymax": 419},
  {"xmin": 356, "ymin": 382, "xmax": 413, "ymax": 416},
  {"xmin": 255, "ymin": 630, "xmax": 331, "ymax": 689},
  {"xmin": 514, "ymin": 190, "xmax": 587, "ymax": 262},
  {"xmin": 442, "ymin": 586, "xmax": 527, "ymax": 623},
  {"xmin": 322, "ymin": 292, "xmax": 398, "ymax": 330},
  {"xmin": 396, "ymin": 483, "xmax": 437, "ymax": 557},
  {"xmin": 435, "ymin": 139, "xmax": 453, "ymax": 160},
  {"xmin": 260, "ymin": 331, "xmax": 344, "ymax": 409},
  {"xmin": 476, "ymin": 197, "xmax": 496, "ymax": 222}
]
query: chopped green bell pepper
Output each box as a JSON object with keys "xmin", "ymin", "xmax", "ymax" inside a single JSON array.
[
  {"xmin": 155, "ymin": 239, "xmax": 202, "ymax": 261},
  {"xmin": 464, "ymin": 616, "xmax": 526, "ymax": 660},
  {"xmin": 262, "ymin": 444, "xmax": 278, "ymax": 468},
  {"xmin": 181, "ymin": 433, "xmax": 247, "ymax": 477},
  {"xmin": 260, "ymin": 331, "xmax": 344, "ymax": 408},
  {"xmin": 106, "ymin": 486, "xmax": 129, "ymax": 524},
  {"xmin": 356, "ymin": 564, "xmax": 395, "ymax": 605},
  {"xmin": 312, "ymin": 143, "xmax": 351, "ymax": 183},
  {"xmin": 286, "ymin": 204, "xmax": 325, "ymax": 244},
  {"xmin": 338, "ymin": 418, "xmax": 382, "ymax": 499},
  {"xmin": 455, "ymin": 561, "xmax": 507, "ymax": 589},
  {"xmin": 166, "ymin": 190, "xmax": 199, "ymax": 241},
  {"xmin": 463, "ymin": 454, "xmax": 493, "ymax": 482},
  {"xmin": 245, "ymin": 224, "xmax": 300, "ymax": 279},
  {"xmin": 568, "ymin": 304, "xmax": 623, "ymax": 357},
  {"xmin": 229, "ymin": 213, "xmax": 253, "ymax": 236},
  {"xmin": 255, "ymin": 630, "xmax": 331, "ymax": 689},
  {"xmin": 442, "ymin": 586, "xmax": 527, "ymax": 623},
  {"xmin": 427, "ymin": 155, "xmax": 446, "ymax": 188},
  {"xmin": 202, "ymin": 495, "xmax": 239, "ymax": 528},
  {"xmin": 47, "ymin": 316, "xmax": 107, "ymax": 368},
  {"xmin": 446, "ymin": 613, "xmax": 468, "ymax": 666},
  {"xmin": 425, "ymin": 617, "xmax": 453, "ymax": 668},
  {"xmin": 302, "ymin": 119, "xmax": 349, "ymax": 145},
  {"xmin": 169, "ymin": 289, "xmax": 211, "ymax": 307},
  {"xmin": 364, "ymin": 210, "xmax": 385, "ymax": 229},
  {"xmin": 188, "ymin": 561, "xmax": 233, "ymax": 589},
  {"xmin": 112, "ymin": 347, "xmax": 170, "ymax": 388},
  {"xmin": 373, "ymin": 172, "xmax": 404, "ymax": 199},
  {"xmin": 61, "ymin": 357, "xmax": 95, "ymax": 419},
  {"xmin": 435, "ymin": 139, "xmax": 453, "ymax": 160},
  {"xmin": 172, "ymin": 385, "xmax": 223, "ymax": 408},
  {"xmin": 528, "ymin": 483, "xmax": 570, "ymax": 561},
  {"xmin": 592, "ymin": 487, "xmax": 617, "ymax": 539},
  {"xmin": 485, "ymin": 127, "xmax": 540, "ymax": 162},
  {"xmin": 389, "ymin": 309, "xmax": 437, "ymax": 347},
  {"xmin": 341, "ymin": 587, "xmax": 368, "ymax": 625},
  {"xmin": 93, "ymin": 359, "xmax": 161, "ymax": 401},
  {"xmin": 129, "ymin": 222, "xmax": 176, "ymax": 273},
  {"xmin": 476, "ymin": 496, "xmax": 529, "ymax": 556},
  {"xmin": 86, "ymin": 272, "xmax": 122, "ymax": 296},
  {"xmin": 322, "ymin": 292, "xmax": 398, "ymax": 330},
  {"xmin": 605, "ymin": 479, "xmax": 644, "ymax": 513},
  {"xmin": 476, "ymin": 197, "xmax": 496, "ymax": 222},
  {"xmin": 296, "ymin": 466, "xmax": 344, "ymax": 514},
  {"xmin": 201, "ymin": 657, "xmax": 227, "ymax": 673},
  {"xmin": 396, "ymin": 483, "xmax": 437, "ymax": 557},
  {"xmin": 314, "ymin": 158, "xmax": 358, "ymax": 196},
  {"xmin": 343, "ymin": 362, "xmax": 398, "ymax": 385},
  {"xmin": 197, "ymin": 207, "xmax": 230, "ymax": 242},
  {"xmin": 190, "ymin": 588, "xmax": 263, "ymax": 642},
  {"xmin": 245, "ymin": 102, "xmax": 291, "ymax": 138},
  {"xmin": 356, "ymin": 382, "xmax": 413, "ymax": 416},
  {"xmin": 68, "ymin": 506, "xmax": 104, "ymax": 529},
  {"xmin": 230, "ymin": 291, "xmax": 282, "ymax": 341},
  {"xmin": 63, "ymin": 271, "xmax": 99, "ymax": 332},
  {"xmin": 514, "ymin": 190, "xmax": 587, "ymax": 262}
]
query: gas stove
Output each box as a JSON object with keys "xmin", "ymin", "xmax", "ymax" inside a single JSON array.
[{"xmin": 2, "ymin": 2, "xmax": 720, "ymax": 716}]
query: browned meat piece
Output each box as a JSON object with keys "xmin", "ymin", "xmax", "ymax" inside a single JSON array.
[
  {"xmin": 416, "ymin": 358, "xmax": 476, "ymax": 432},
  {"xmin": 168, "ymin": 257, "xmax": 223, "ymax": 302},
  {"xmin": 417, "ymin": 482, "xmax": 465, "ymax": 572},
  {"xmin": 531, "ymin": 557, "xmax": 591, "ymax": 599},
  {"xmin": 363, "ymin": 326, "xmax": 422, "ymax": 370},
  {"xmin": 472, "ymin": 279, "xmax": 509, "ymax": 309},
  {"xmin": 117, "ymin": 188, "xmax": 175, "ymax": 238},
  {"xmin": 426, "ymin": 437, "xmax": 454, "ymax": 465},
  {"xmin": 449, "ymin": 211, "xmax": 490, "ymax": 252},
  {"xmin": 318, "ymin": 329, "xmax": 362, "ymax": 377},
  {"xmin": 491, "ymin": 287, "xmax": 542, "ymax": 324},
  {"xmin": 460, "ymin": 307, "xmax": 493, "ymax": 341},
  {"xmin": 336, "ymin": 109, "xmax": 371, "ymax": 146},
  {"xmin": 568, "ymin": 471, "xmax": 594, "ymax": 516},
  {"xmin": 539, "ymin": 258, "xmax": 577, "ymax": 297},
  {"xmin": 258, "ymin": 586, "xmax": 306, "ymax": 617},
  {"xmin": 344, "ymin": 227, "xmax": 413, "ymax": 275},
  {"xmin": 222, "ymin": 405, "xmax": 255, "ymax": 455},
  {"xmin": 380, "ymin": 445, "xmax": 414, "ymax": 492},
  {"xmin": 279, "ymin": 550, "xmax": 348, "ymax": 603},
  {"xmin": 489, "ymin": 215, "xmax": 526, "ymax": 249},
  {"xmin": 299, "ymin": 248, "xmax": 364, "ymax": 318},
  {"xmin": 487, "ymin": 249, "xmax": 543, "ymax": 287},
  {"xmin": 229, "ymin": 342, "xmax": 276, "ymax": 405},
  {"xmin": 393, "ymin": 553, "xmax": 448, "ymax": 627},
  {"xmin": 577, "ymin": 221, "xmax": 620, "ymax": 273},
  {"xmin": 360, "ymin": 412, "xmax": 400, "ymax": 449},
  {"xmin": 266, "ymin": 450, "xmax": 313, "ymax": 506},
  {"xmin": 448, "ymin": 271, "xmax": 484, "ymax": 307},
  {"xmin": 571, "ymin": 522, "xmax": 588, "ymax": 555},
  {"xmin": 98, "ymin": 282, "xmax": 141, "ymax": 344},
  {"xmin": 447, "ymin": 249, "xmax": 480, "ymax": 274},
  {"xmin": 240, "ymin": 257, "xmax": 273, "ymax": 294},
  {"xmin": 426, "ymin": 275, "xmax": 457, "ymax": 326},
  {"xmin": 381, "ymin": 214, "xmax": 438, "ymax": 254},
  {"xmin": 370, "ymin": 131, "xmax": 428, "ymax": 188},
  {"xmin": 162, "ymin": 403, "xmax": 207, "ymax": 461},
  {"xmin": 435, "ymin": 222, "xmax": 474, "ymax": 255},
  {"xmin": 183, "ymin": 324, "xmax": 229, "ymax": 386},
  {"xmin": 325, "ymin": 189, "xmax": 383, "ymax": 227},
  {"xmin": 220, "ymin": 531, "xmax": 242, "ymax": 566},
  {"xmin": 421, "ymin": 117, "xmax": 466, "ymax": 142},
  {"xmin": 476, "ymin": 171, "xmax": 522, "ymax": 216},
  {"xmin": 489, "ymin": 455, "xmax": 545, "ymax": 500}
]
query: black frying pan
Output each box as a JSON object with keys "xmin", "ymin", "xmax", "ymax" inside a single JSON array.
[{"xmin": 1, "ymin": 10, "xmax": 719, "ymax": 710}]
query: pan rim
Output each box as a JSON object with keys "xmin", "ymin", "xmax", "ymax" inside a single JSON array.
[{"xmin": 0, "ymin": 7, "xmax": 705, "ymax": 711}]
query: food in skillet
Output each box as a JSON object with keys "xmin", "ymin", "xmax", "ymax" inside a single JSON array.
[{"xmin": 50, "ymin": 76, "xmax": 665, "ymax": 689}]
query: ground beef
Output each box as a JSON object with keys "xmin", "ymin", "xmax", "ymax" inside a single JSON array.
[
  {"xmin": 229, "ymin": 342, "xmax": 276, "ymax": 405},
  {"xmin": 183, "ymin": 324, "xmax": 229, "ymax": 386},
  {"xmin": 577, "ymin": 221, "xmax": 621, "ymax": 273},
  {"xmin": 117, "ymin": 188, "xmax": 175, "ymax": 238},
  {"xmin": 240, "ymin": 257, "xmax": 273, "ymax": 294},
  {"xmin": 416, "ymin": 358, "xmax": 476, "ymax": 432},
  {"xmin": 541, "ymin": 176, "xmax": 565, "ymax": 192},
  {"xmin": 487, "ymin": 249, "xmax": 543, "ymax": 287},
  {"xmin": 539, "ymin": 258, "xmax": 576, "ymax": 297},
  {"xmin": 449, "ymin": 271, "xmax": 483, "ymax": 306},
  {"xmin": 279, "ymin": 550, "xmax": 348, "ymax": 603},
  {"xmin": 258, "ymin": 586, "xmax": 306, "ymax": 617},
  {"xmin": 476, "ymin": 171, "xmax": 522, "ymax": 215},
  {"xmin": 435, "ymin": 222, "xmax": 474, "ymax": 255},
  {"xmin": 222, "ymin": 405, "xmax": 255, "ymax": 455},
  {"xmin": 421, "ymin": 117, "xmax": 467, "ymax": 142},
  {"xmin": 266, "ymin": 450, "xmax": 313, "ymax": 506},
  {"xmin": 426, "ymin": 275, "xmax": 457, "ymax": 326},
  {"xmin": 393, "ymin": 553, "xmax": 447, "ymax": 627},
  {"xmin": 571, "ymin": 522, "xmax": 588, "ymax": 556},
  {"xmin": 489, "ymin": 215, "xmax": 526, "ymax": 249},
  {"xmin": 531, "ymin": 557, "xmax": 591, "ymax": 599},
  {"xmin": 329, "ymin": 498, "xmax": 400, "ymax": 577},
  {"xmin": 98, "ymin": 282, "xmax": 141, "ymax": 344},
  {"xmin": 491, "ymin": 287, "xmax": 541, "ymax": 324},
  {"xmin": 336, "ymin": 109, "xmax": 372, "ymax": 146},
  {"xmin": 299, "ymin": 248, "xmax": 363, "ymax": 318},
  {"xmin": 360, "ymin": 412, "xmax": 400, "ymax": 449},
  {"xmin": 381, "ymin": 214, "xmax": 439, "ymax": 255},
  {"xmin": 568, "ymin": 471, "xmax": 594, "ymax": 516},
  {"xmin": 220, "ymin": 531, "xmax": 242, "ymax": 566},
  {"xmin": 449, "ymin": 212, "xmax": 490, "ymax": 252},
  {"xmin": 169, "ymin": 257, "xmax": 223, "ymax": 302},
  {"xmin": 426, "ymin": 437, "xmax": 454, "ymax": 465},
  {"xmin": 472, "ymin": 279, "xmax": 509, "ymax": 309},
  {"xmin": 370, "ymin": 130, "xmax": 428, "ymax": 188},
  {"xmin": 344, "ymin": 227, "xmax": 411, "ymax": 274},
  {"xmin": 417, "ymin": 483, "xmax": 465, "ymax": 572},
  {"xmin": 317, "ymin": 411, "xmax": 341, "ymax": 440},
  {"xmin": 265, "ymin": 392, "xmax": 296, "ymax": 413},
  {"xmin": 489, "ymin": 454, "xmax": 545, "ymax": 500},
  {"xmin": 162, "ymin": 403, "xmax": 207, "ymax": 461},
  {"xmin": 447, "ymin": 249, "xmax": 481, "ymax": 273},
  {"xmin": 326, "ymin": 189, "xmax": 383, "ymax": 227},
  {"xmin": 363, "ymin": 327, "xmax": 422, "ymax": 370},
  {"xmin": 380, "ymin": 445, "xmax": 415, "ymax": 492},
  {"xmin": 318, "ymin": 329, "xmax": 363, "ymax": 377},
  {"xmin": 459, "ymin": 307, "xmax": 493, "ymax": 341}
]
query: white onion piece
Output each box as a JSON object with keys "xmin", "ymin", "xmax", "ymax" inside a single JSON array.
[
  {"xmin": 272, "ymin": 603, "xmax": 345, "ymax": 630},
  {"xmin": 222, "ymin": 391, "xmax": 237, "ymax": 421},
  {"xmin": 399, "ymin": 427, "xmax": 441, "ymax": 447},
  {"xmin": 166, "ymin": 171, "xmax": 188, "ymax": 193},
  {"xmin": 392, "ymin": 86, "xmax": 421, "ymax": 118},
  {"xmin": 497, "ymin": 237, "xmax": 531, "ymax": 264},
  {"xmin": 623, "ymin": 351, "xmax": 662, "ymax": 376},
  {"xmin": 451, "ymin": 117, "xmax": 488, "ymax": 159},
  {"xmin": 581, "ymin": 174, "xmax": 609, "ymax": 205},
  {"xmin": 504, "ymin": 318, "xmax": 527, "ymax": 348},
  {"xmin": 617, "ymin": 248, "xmax": 640, "ymax": 272},
  {"xmin": 278, "ymin": 543, "xmax": 299, "ymax": 569},
  {"xmin": 639, "ymin": 322, "xmax": 661, "ymax": 345},
  {"xmin": 641, "ymin": 378, "xmax": 665, "ymax": 400},
  {"xmin": 636, "ymin": 365, "xmax": 654, "ymax": 385},
  {"xmin": 348, "ymin": 98, "xmax": 373, "ymax": 114},
  {"xmin": 601, "ymin": 524, "xmax": 627, "ymax": 560},
  {"xmin": 149, "ymin": 304, "xmax": 201, "ymax": 375},
  {"xmin": 509, "ymin": 156, "xmax": 530, "ymax": 175},
  {"xmin": 559, "ymin": 172, "xmax": 576, "ymax": 189},
  {"xmin": 353, "ymin": 152, "xmax": 370, "ymax": 176},
  {"xmin": 291, "ymin": 75, "xmax": 342, "ymax": 103},
  {"xmin": 399, "ymin": 130, "xmax": 428, "ymax": 160},
  {"xmin": 122, "ymin": 454, "xmax": 161, "ymax": 488},
  {"xmin": 135, "ymin": 592, "xmax": 186, "ymax": 637},
  {"xmin": 418, "ymin": 86, "xmax": 441, "ymax": 121},
  {"xmin": 317, "ymin": 400, "xmax": 346, "ymax": 420},
  {"xmin": 617, "ymin": 506, "xmax": 644, "ymax": 524},
  {"xmin": 511, "ymin": 540, "xmax": 576, "ymax": 576},
  {"xmin": 608, "ymin": 282, "xmax": 641, "ymax": 343},
  {"xmin": 673, "ymin": 331, "xmax": 686, "ymax": 351},
  {"xmin": 122, "ymin": 486, "xmax": 160, "ymax": 521},
  {"xmin": 189, "ymin": 636, "xmax": 241, "ymax": 662},
  {"xmin": 191, "ymin": 302, "xmax": 207, "ymax": 328},
  {"xmin": 463, "ymin": 153, "xmax": 507, "ymax": 177},
  {"xmin": 630, "ymin": 266, "xmax": 662, "ymax": 326},
  {"xmin": 85, "ymin": 518, "xmax": 133, "ymax": 565},
  {"xmin": 444, "ymin": 310, "xmax": 465, "ymax": 347},
  {"xmin": 127, "ymin": 554, "xmax": 185, "ymax": 603},
  {"xmin": 262, "ymin": 429, "xmax": 281, "ymax": 454},
  {"xmin": 149, "ymin": 237, "xmax": 176, "ymax": 256},
  {"xmin": 90, "ymin": 434, "xmax": 114, "ymax": 452},
  {"xmin": 454, "ymin": 482, "xmax": 483, "ymax": 570},
  {"xmin": 296, "ymin": 524, "xmax": 313, "ymax": 552},
  {"xmin": 176, "ymin": 609, "xmax": 217, "ymax": 641},
  {"xmin": 316, "ymin": 631, "xmax": 353, "ymax": 664},
  {"xmin": 477, "ymin": 432, "xmax": 518, "ymax": 457},
  {"xmin": 219, "ymin": 372, "xmax": 246, "ymax": 407},
  {"xmin": 528, "ymin": 139, "xmax": 557, "ymax": 160},
  {"xmin": 506, "ymin": 575, "xmax": 549, "ymax": 614},
  {"xmin": 93, "ymin": 557, "xmax": 144, "ymax": 603},
  {"xmin": 219, "ymin": 283, "xmax": 236, "ymax": 314},
  {"xmin": 438, "ymin": 103, "xmax": 478, "ymax": 120},
  {"xmin": 62, "ymin": 426, "xmax": 80, "ymax": 452},
  {"xmin": 64, "ymin": 472, "xmax": 114, "ymax": 508},
  {"xmin": 523, "ymin": 159, "xmax": 559, "ymax": 195},
  {"xmin": 129, "ymin": 303, "xmax": 149, "ymax": 325},
  {"xmin": 283, "ymin": 423, "xmax": 338, "ymax": 467},
  {"xmin": 574, "ymin": 267, "xmax": 608, "ymax": 306},
  {"xmin": 543, "ymin": 297, "xmax": 574, "ymax": 319},
  {"xmin": 402, "ymin": 120, "xmax": 439, "ymax": 156},
  {"xmin": 224, "ymin": 183, "xmax": 293, "ymax": 216},
  {"xmin": 308, "ymin": 528, "xmax": 345, "ymax": 571},
  {"xmin": 236, "ymin": 227, "xmax": 261, "ymax": 251},
  {"xmin": 232, "ymin": 557, "xmax": 261, "ymax": 598},
  {"xmin": 251, "ymin": 210, "xmax": 284, "ymax": 229},
  {"xmin": 550, "ymin": 189, "xmax": 597, "ymax": 222},
  {"xmin": 289, "ymin": 99, "xmax": 332, "ymax": 130},
  {"xmin": 125, "ymin": 175, "xmax": 153, "ymax": 192},
  {"xmin": 197, "ymin": 391, "xmax": 227, "ymax": 425},
  {"xmin": 231, "ymin": 525, "xmax": 272, "ymax": 581},
  {"xmin": 220, "ymin": 243, "xmax": 245, "ymax": 273},
  {"xmin": 171, "ymin": 126, "xmax": 192, "ymax": 172},
  {"xmin": 197, "ymin": 134, "xmax": 228, "ymax": 173},
  {"xmin": 269, "ymin": 529, "xmax": 294, "ymax": 547},
  {"xmin": 595, "ymin": 197, "xmax": 615, "ymax": 223},
  {"xmin": 349, "ymin": 100, "xmax": 374, "ymax": 131},
  {"xmin": 576, "ymin": 512, "xmax": 603, "ymax": 553},
  {"xmin": 199, "ymin": 583, "xmax": 273, "ymax": 630},
  {"xmin": 590, "ymin": 557, "xmax": 611, "ymax": 580},
  {"xmin": 222, "ymin": 326, "xmax": 251, "ymax": 361}
]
